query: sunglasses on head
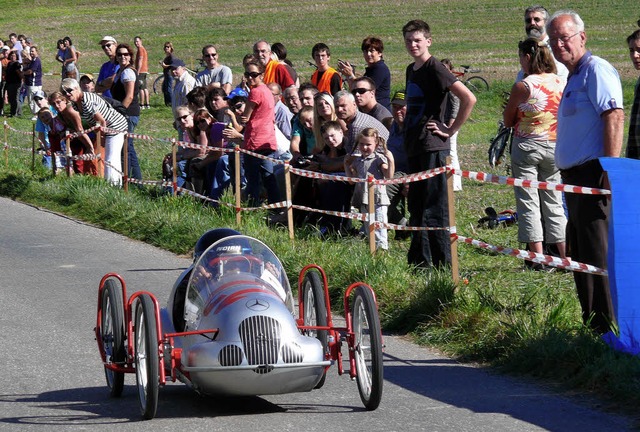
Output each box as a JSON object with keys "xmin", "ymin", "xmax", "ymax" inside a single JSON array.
[
  {"xmin": 351, "ymin": 88, "xmax": 370, "ymax": 95},
  {"xmin": 244, "ymin": 71, "xmax": 261, "ymax": 79}
]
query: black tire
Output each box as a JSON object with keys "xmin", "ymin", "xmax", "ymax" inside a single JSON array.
[
  {"xmin": 134, "ymin": 294, "xmax": 159, "ymax": 420},
  {"xmin": 465, "ymin": 76, "xmax": 489, "ymax": 93},
  {"xmin": 351, "ymin": 285, "xmax": 383, "ymax": 411},
  {"xmin": 152, "ymin": 75, "xmax": 163, "ymax": 95},
  {"xmin": 488, "ymin": 125, "xmax": 513, "ymax": 168},
  {"xmin": 301, "ymin": 271, "xmax": 328, "ymax": 389},
  {"xmin": 101, "ymin": 279, "xmax": 125, "ymax": 397}
]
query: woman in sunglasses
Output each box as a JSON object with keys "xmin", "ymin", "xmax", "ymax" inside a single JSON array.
[
  {"xmin": 60, "ymin": 78, "xmax": 128, "ymax": 185},
  {"xmin": 112, "ymin": 43, "xmax": 142, "ymax": 181},
  {"xmin": 240, "ymin": 61, "xmax": 280, "ymax": 206},
  {"xmin": 160, "ymin": 42, "xmax": 174, "ymax": 106}
]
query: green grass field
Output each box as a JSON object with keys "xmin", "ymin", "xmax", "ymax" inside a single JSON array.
[{"xmin": 3, "ymin": 0, "xmax": 640, "ymax": 419}]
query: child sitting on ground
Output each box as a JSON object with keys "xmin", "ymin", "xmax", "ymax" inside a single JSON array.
[{"xmin": 346, "ymin": 128, "xmax": 392, "ymax": 250}]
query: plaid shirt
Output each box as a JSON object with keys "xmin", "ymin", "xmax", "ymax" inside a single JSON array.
[{"xmin": 627, "ymin": 77, "xmax": 640, "ymax": 159}]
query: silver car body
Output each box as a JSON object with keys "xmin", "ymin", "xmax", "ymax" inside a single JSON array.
[{"xmin": 160, "ymin": 235, "xmax": 328, "ymax": 396}]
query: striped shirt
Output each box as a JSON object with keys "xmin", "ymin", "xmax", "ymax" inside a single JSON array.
[{"xmin": 78, "ymin": 92, "xmax": 128, "ymax": 136}]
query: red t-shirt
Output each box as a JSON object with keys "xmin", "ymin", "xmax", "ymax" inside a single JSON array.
[{"xmin": 244, "ymin": 84, "xmax": 276, "ymax": 152}]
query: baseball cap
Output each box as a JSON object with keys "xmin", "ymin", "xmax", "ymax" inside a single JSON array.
[
  {"xmin": 80, "ymin": 73, "xmax": 95, "ymax": 82},
  {"xmin": 1, "ymin": 46, "xmax": 9, "ymax": 52},
  {"xmin": 99, "ymin": 36, "xmax": 117, "ymax": 45},
  {"xmin": 224, "ymin": 87, "xmax": 249, "ymax": 100},
  {"xmin": 33, "ymin": 90, "xmax": 46, "ymax": 101},
  {"xmin": 391, "ymin": 90, "xmax": 406, "ymax": 106},
  {"xmin": 169, "ymin": 58, "xmax": 186, "ymax": 69}
]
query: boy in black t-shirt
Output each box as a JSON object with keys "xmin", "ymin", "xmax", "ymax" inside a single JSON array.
[{"xmin": 402, "ymin": 19, "xmax": 476, "ymax": 270}]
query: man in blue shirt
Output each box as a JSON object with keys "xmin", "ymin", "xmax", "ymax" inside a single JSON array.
[
  {"xmin": 96, "ymin": 36, "xmax": 119, "ymax": 98},
  {"xmin": 548, "ymin": 10, "xmax": 624, "ymax": 334}
]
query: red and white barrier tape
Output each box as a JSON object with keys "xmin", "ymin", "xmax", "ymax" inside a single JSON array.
[
  {"xmin": 289, "ymin": 166, "xmax": 366, "ymax": 183},
  {"xmin": 453, "ymin": 168, "xmax": 611, "ymax": 195},
  {"xmin": 292, "ymin": 204, "xmax": 368, "ymax": 222},
  {"xmin": 376, "ymin": 166, "xmax": 449, "ymax": 185},
  {"xmin": 454, "ymin": 234, "xmax": 607, "ymax": 275}
]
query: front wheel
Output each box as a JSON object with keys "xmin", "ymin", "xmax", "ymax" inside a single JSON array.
[
  {"xmin": 465, "ymin": 76, "xmax": 489, "ymax": 93},
  {"xmin": 134, "ymin": 294, "xmax": 159, "ymax": 420},
  {"xmin": 301, "ymin": 271, "xmax": 328, "ymax": 389},
  {"xmin": 101, "ymin": 279, "xmax": 125, "ymax": 397},
  {"xmin": 351, "ymin": 285, "xmax": 383, "ymax": 410}
]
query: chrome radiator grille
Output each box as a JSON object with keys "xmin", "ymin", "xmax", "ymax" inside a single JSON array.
[
  {"xmin": 239, "ymin": 315, "xmax": 281, "ymax": 366},
  {"xmin": 219, "ymin": 344, "xmax": 243, "ymax": 366}
]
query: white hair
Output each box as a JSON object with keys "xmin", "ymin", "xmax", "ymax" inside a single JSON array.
[{"xmin": 547, "ymin": 9, "xmax": 585, "ymax": 33}]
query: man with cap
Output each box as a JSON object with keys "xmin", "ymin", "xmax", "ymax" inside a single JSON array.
[
  {"xmin": 79, "ymin": 74, "xmax": 96, "ymax": 92},
  {"xmin": 386, "ymin": 90, "xmax": 410, "ymax": 239},
  {"xmin": 23, "ymin": 45, "xmax": 42, "ymax": 119},
  {"xmin": 96, "ymin": 36, "xmax": 119, "ymax": 98},
  {"xmin": 170, "ymin": 57, "xmax": 196, "ymax": 121}
]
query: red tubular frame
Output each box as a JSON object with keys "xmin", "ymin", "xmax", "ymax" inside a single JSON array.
[
  {"xmin": 96, "ymin": 273, "xmax": 220, "ymax": 386},
  {"xmin": 296, "ymin": 265, "xmax": 381, "ymax": 379}
]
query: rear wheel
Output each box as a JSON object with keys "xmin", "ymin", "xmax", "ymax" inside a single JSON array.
[
  {"xmin": 101, "ymin": 279, "xmax": 125, "ymax": 397},
  {"xmin": 351, "ymin": 285, "xmax": 383, "ymax": 410},
  {"xmin": 465, "ymin": 76, "xmax": 489, "ymax": 93},
  {"xmin": 152, "ymin": 75, "xmax": 164, "ymax": 95},
  {"xmin": 134, "ymin": 294, "xmax": 159, "ymax": 420},
  {"xmin": 301, "ymin": 271, "xmax": 328, "ymax": 389}
]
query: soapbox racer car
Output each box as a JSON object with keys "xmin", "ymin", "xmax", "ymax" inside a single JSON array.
[{"xmin": 95, "ymin": 229, "xmax": 383, "ymax": 419}]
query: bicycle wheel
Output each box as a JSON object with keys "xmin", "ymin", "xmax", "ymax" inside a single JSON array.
[
  {"xmin": 101, "ymin": 279, "xmax": 125, "ymax": 397},
  {"xmin": 488, "ymin": 125, "xmax": 513, "ymax": 168},
  {"xmin": 351, "ymin": 285, "xmax": 383, "ymax": 411},
  {"xmin": 152, "ymin": 75, "xmax": 164, "ymax": 95},
  {"xmin": 465, "ymin": 76, "xmax": 489, "ymax": 93},
  {"xmin": 301, "ymin": 270, "xmax": 328, "ymax": 389},
  {"xmin": 134, "ymin": 294, "xmax": 159, "ymax": 420}
]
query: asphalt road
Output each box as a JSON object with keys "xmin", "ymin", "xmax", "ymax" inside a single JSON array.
[{"xmin": 0, "ymin": 197, "xmax": 633, "ymax": 431}]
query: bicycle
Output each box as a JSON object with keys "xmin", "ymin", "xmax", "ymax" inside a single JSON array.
[
  {"xmin": 152, "ymin": 59, "xmax": 205, "ymax": 95},
  {"xmin": 453, "ymin": 65, "xmax": 489, "ymax": 93}
]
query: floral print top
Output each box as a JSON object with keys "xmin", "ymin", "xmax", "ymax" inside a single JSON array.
[{"xmin": 515, "ymin": 73, "xmax": 565, "ymax": 141}]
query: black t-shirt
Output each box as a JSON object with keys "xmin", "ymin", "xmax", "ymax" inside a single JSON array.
[{"xmin": 404, "ymin": 56, "xmax": 456, "ymax": 155}]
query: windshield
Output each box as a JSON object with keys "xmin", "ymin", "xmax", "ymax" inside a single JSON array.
[{"xmin": 184, "ymin": 235, "xmax": 293, "ymax": 327}]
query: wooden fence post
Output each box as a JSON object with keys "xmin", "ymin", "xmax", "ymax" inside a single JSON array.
[
  {"xmin": 95, "ymin": 131, "xmax": 103, "ymax": 178},
  {"xmin": 3, "ymin": 123, "xmax": 8, "ymax": 168},
  {"xmin": 31, "ymin": 123, "xmax": 36, "ymax": 171},
  {"xmin": 123, "ymin": 133, "xmax": 129, "ymax": 192},
  {"xmin": 235, "ymin": 146, "xmax": 242, "ymax": 226},
  {"xmin": 446, "ymin": 156, "xmax": 460, "ymax": 286},
  {"xmin": 284, "ymin": 161, "xmax": 294, "ymax": 240},
  {"xmin": 368, "ymin": 174, "xmax": 376, "ymax": 255},
  {"xmin": 171, "ymin": 139, "xmax": 177, "ymax": 197},
  {"xmin": 65, "ymin": 131, "xmax": 72, "ymax": 177}
]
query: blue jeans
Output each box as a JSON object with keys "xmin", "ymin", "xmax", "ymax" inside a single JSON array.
[
  {"xmin": 124, "ymin": 116, "xmax": 143, "ymax": 180},
  {"xmin": 244, "ymin": 150, "xmax": 280, "ymax": 206},
  {"xmin": 208, "ymin": 153, "xmax": 246, "ymax": 202}
]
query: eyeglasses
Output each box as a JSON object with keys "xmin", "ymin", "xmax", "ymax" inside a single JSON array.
[
  {"xmin": 101, "ymin": 43, "xmax": 114, "ymax": 49},
  {"xmin": 244, "ymin": 71, "xmax": 262, "ymax": 79},
  {"xmin": 549, "ymin": 32, "xmax": 581, "ymax": 46},
  {"xmin": 233, "ymin": 102, "xmax": 245, "ymax": 110},
  {"xmin": 204, "ymin": 53, "xmax": 217, "ymax": 58},
  {"xmin": 352, "ymin": 88, "xmax": 370, "ymax": 95},
  {"xmin": 61, "ymin": 87, "xmax": 74, "ymax": 96},
  {"xmin": 177, "ymin": 114, "xmax": 190, "ymax": 121},
  {"xmin": 116, "ymin": 52, "xmax": 131, "ymax": 57}
]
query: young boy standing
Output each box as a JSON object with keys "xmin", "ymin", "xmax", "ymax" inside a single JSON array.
[
  {"xmin": 310, "ymin": 43, "xmax": 343, "ymax": 95},
  {"xmin": 402, "ymin": 19, "xmax": 476, "ymax": 269}
]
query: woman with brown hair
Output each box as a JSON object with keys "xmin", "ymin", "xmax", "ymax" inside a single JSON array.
[{"xmin": 503, "ymin": 37, "xmax": 567, "ymax": 268}]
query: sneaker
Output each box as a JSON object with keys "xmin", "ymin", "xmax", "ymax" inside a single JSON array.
[{"xmin": 31, "ymin": 116, "xmax": 37, "ymax": 121}]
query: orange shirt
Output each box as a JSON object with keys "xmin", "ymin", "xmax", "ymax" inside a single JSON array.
[{"xmin": 135, "ymin": 46, "xmax": 148, "ymax": 73}]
